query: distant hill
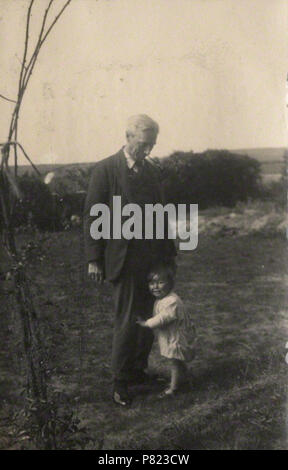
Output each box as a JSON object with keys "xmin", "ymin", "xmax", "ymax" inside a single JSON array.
[
  {"xmin": 232, "ymin": 147, "xmax": 286, "ymax": 175},
  {"xmin": 14, "ymin": 162, "xmax": 95, "ymax": 177},
  {"xmin": 233, "ymin": 147, "xmax": 286, "ymax": 160},
  {"xmin": 232, "ymin": 147, "xmax": 287, "ymax": 162}
]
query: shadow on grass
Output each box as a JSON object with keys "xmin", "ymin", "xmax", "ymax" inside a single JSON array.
[{"xmin": 191, "ymin": 352, "xmax": 281, "ymax": 393}]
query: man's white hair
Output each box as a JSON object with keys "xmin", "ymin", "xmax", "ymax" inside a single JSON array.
[{"xmin": 126, "ymin": 114, "xmax": 159, "ymax": 136}]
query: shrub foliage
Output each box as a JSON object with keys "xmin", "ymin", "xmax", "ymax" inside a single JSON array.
[
  {"xmin": 158, "ymin": 150, "xmax": 262, "ymax": 208},
  {"xmin": 11, "ymin": 174, "xmax": 62, "ymax": 231},
  {"xmin": 1, "ymin": 150, "xmax": 273, "ymax": 230}
]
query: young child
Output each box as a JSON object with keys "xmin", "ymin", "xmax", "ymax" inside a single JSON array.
[{"xmin": 137, "ymin": 263, "xmax": 196, "ymax": 397}]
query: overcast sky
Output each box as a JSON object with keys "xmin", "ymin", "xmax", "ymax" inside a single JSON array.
[{"xmin": 0, "ymin": 0, "xmax": 287, "ymax": 165}]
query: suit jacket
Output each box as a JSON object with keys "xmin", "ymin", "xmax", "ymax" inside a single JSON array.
[
  {"xmin": 83, "ymin": 148, "xmax": 176, "ymax": 281},
  {"xmin": 0, "ymin": 245, "xmax": 12, "ymax": 275}
]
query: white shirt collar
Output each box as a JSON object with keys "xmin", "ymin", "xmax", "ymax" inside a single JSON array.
[{"xmin": 123, "ymin": 147, "xmax": 145, "ymax": 170}]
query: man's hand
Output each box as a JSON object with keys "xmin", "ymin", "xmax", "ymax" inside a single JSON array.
[{"xmin": 88, "ymin": 261, "xmax": 104, "ymax": 284}]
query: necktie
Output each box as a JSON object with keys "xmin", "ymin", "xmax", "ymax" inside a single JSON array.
[{"xmin": 132, "ymin": 160, "xmax": 144, "ymax": 174}]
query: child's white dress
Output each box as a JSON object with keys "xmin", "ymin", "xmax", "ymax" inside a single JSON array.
[{"xmin": 145, "ymin": 291, "xmax": 196, "ymax": 362}]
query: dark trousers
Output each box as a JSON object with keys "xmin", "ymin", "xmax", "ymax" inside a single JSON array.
[{"xmin": 111, "ymin": 242, "xmax": 159, "ymax": 381}]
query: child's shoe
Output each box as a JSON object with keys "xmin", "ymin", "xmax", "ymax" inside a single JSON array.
[
  {"xmin": 158, "ymin": 387, "xmax": 178, "ymax": 399},
  {"xmin": 158, "ymin": 379, "xmax": 191, "ymax": 399}
]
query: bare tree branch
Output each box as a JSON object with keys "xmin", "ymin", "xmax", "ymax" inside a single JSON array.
[
  {"xmin": 0, "ymin": 145, "xmax": 21, "ymax": 199},
  {"xmin": 21, "ymin": 0, "xmax": 54, "ymax": 90},
  {"xmin": 8, "ymin": 0, "xmax": 72, "ymax": 149},
  {"xmin": 0, "ymin": 93, "xmax": 17, "ymax": 104},
  {"xmin": 39, "ymin": 0, "xmax": 72, "ymax": 48},
  {"xmin": 8, "ymin": 0, "xmax": 42, "ymax": 141},
  {"xmin": 7, "ymin": 1, "xmax": 35, "ymax": 142},
  {"xmin": 18, "ymin": 0, "xmax": 35, "ymax": 91},
  {"xmin": 15, "ymin": 142, "xmax": 42, "ymax": 177},
  {"xmin": 22, "ymin": 0, "xmax": 72, "ymax": 92},
  {"xmin": 0, "ymin": 141, "xmax": 41, "ymax": 177},
  {"xmin": 0, "ymin": 1, "xmax": 73, "ymax": 423}
]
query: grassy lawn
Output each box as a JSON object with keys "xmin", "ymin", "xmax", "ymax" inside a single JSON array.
[{"xmin": 0, "ymin": 228, "xmax": 287, "ymax": 449}]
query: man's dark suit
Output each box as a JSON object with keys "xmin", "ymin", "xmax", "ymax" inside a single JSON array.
[{"xmin": 84, "ymin": 148, "xmax": 176, "ymax": 381}]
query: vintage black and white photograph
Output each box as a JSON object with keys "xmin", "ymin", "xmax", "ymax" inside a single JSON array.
[{"xmin": 0, "ymin": 0, "xmax": 287, "ymax": 451}]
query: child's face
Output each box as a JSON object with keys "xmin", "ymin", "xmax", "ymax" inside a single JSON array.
[{"xmin": 148, "ymin": 273, "xmax": 173, "ymax": 299}]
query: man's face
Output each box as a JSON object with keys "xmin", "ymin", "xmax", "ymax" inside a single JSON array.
[{"xmin": 126, "ymin": 129, "xmax": 157, "ymax": 162}]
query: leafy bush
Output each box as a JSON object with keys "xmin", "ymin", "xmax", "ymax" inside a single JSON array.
[
  {"xmin": 12, "ymin": 173, "xmax": 63, "ymax": 231},
  {"xmin": 60, "ymin": 192, "xmax": 86, "ymax": 220},
  {"xmin": 0, "ymin": 172, "xmax": 88, "ymax": 232},
  {"xmin": 157, "ymin": 150, "xmax": 262, "ymax": 208},
  {"xmin": 45, "ymin": 166, "xmax": 93, "ymax": 195},
  {"xmin": 259, "ymin": 178, "xmax": 287, "ymax": 208}
]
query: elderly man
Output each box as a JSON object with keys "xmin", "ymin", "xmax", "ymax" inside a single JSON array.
[{"xmin": 84, "ymin": 114, "xmax": 176, "ymax": 406}]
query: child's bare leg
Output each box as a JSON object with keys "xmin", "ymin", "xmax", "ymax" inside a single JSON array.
[
  {"xmin": 159, "ymin": 359, "xmax": 189, "ymax": 397},
  {"xmin": 168, "ymin": 360, "xmax": 189, "ymax": 390},
  {"xmin": 168, "ymin": 359, "xmax": 182, "ymax": 392}
]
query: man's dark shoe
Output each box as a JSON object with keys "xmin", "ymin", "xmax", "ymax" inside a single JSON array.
[{"xmin": 112, "ymin": 380, "xmax": 132, "ymax": 407}]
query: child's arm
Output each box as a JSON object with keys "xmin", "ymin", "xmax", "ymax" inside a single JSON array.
[
  {"xmin": 137, "ymin": 298, "xmax": 178, "ymax": 329},
  {"xmin": 136, "ymin": 319, "xmax": 150, "ymax": 328}
]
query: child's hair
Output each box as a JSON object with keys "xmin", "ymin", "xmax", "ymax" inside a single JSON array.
[{"xmin": 148, "ymin": 261, "xmax": 176, "ymax": 285}]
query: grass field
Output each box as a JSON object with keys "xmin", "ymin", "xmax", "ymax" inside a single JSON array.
[{"xmin": 0, "ymin": 226, "xmax": 287, "ymax": 450}]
